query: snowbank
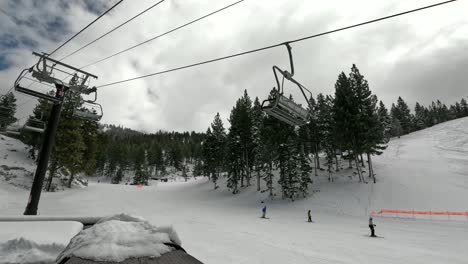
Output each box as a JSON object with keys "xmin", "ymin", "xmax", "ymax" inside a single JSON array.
[
  {"xmin": 56, "ymin": 214, "xmax": 181, "ymax": 262},
  {"xmin": 0, "ymin": 237, "xmax": 65, "ymax": 264}
]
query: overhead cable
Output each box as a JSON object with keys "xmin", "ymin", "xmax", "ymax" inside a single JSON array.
[
  {"xmin": 97, "ymin": 0, "xmax": 456, "ymax": 88},
  {"xmin": 49, "ymin": 0, "xmax": 125, "ymax": 56},
  {"xmin": 80, "ymin": 0, "xmax": 245, "ymax": 69},
  {"xmin": 59, "ymin": 0, "xmax": 167, "ymax": 61}
]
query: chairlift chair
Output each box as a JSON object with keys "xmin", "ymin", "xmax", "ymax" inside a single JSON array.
[
  {"xmin": 23, "ymin": 116, "xmax": 46, "ymax": 133},
  {"xmin": 261, "ymin": 43, "xmax": 312, "ymax": 127},
  {"xmin": 71, "ymin": 84, "xmax": 103, "ymax": 121},
  {"xmin": 4, "ymin": 122, "xmax": 21, "ymax": 136},
  {"xmin": 14, "ymin": 52, "xmax": 98, "ymax": 103},
  {"xmin": 73, "ymin": 100, "xmax": 103, "ymax": 121}
]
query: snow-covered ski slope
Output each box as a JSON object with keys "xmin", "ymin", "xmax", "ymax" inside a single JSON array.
[{"xmin": 1, "ymin": 118, "xmax": 468, "ymax": 263}]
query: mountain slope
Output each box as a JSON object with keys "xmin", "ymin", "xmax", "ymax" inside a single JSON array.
[{"xmin": 1, "ymin": 118, "xmax": 468, "ymax": 264}]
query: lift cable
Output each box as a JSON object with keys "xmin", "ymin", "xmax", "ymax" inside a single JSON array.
[
  {"xmin": 59, "ymin": 0, "xmax": 167, "ymax": 61},
  {"xmin": 49, "ymin": 0, "xmax": 125, "ymax": 56},
  {"xmin": 80, "ymin": 0, "xmax": 245, "ymax": 69},
  {"xmin": 96, "ymin": 0, "xmax": 456, "ymax": 88}
]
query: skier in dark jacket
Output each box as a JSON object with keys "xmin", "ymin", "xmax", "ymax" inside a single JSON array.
[
  {"xmin": 307, "ymin": 210, "xmax": 312, "ymax": 222},
  {"xmin": 369, "ymin": 217, "xmax": 376, "ymax": 237},
  {"xmin": 261, "ymin": 205, "xmax": 267, "ymax": 218}
]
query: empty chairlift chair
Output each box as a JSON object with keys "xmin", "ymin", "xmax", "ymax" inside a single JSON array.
[
  {"xmin": 261, "ymin": 43, "xmax": 312, "ymax": 127},
  {"xmin": 73, "ymin": 100, "xmax": 103, "ymax": 121},
  {"xmin": 14, "ymin": 52, "xmax": 98, "ymax": 103},
  {"xmin": 23, "ymin": 117, "xmax": 46, "ymax": 133}
]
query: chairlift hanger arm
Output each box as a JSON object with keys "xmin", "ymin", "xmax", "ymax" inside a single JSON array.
[{"xmin": 32, "ymin": 52, "xmax": 98, "ymax": 79}]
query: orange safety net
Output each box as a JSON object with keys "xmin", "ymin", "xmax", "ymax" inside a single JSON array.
[{"xmin": 371, "ymin": 209, "xmax": 468, "ymax": 216}]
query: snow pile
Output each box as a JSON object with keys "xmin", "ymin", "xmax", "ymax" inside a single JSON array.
[
  {"xmin": 56, "ymin": 214, "xmax": 181, "ymax": 262},
  {"xmin": 0, "ymin": 237, "xmax": 65, "ymax": 264}
]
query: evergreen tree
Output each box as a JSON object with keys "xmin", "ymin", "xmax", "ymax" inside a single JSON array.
[
  {"xmin": 460, "ymin": 98, "xmax": 468, "ymax": 117},
  {"xmin": 377, "ymin": 101, "xmax": 392, "ymax": 141},
  {"xmin": 414, "ymin": 102, "xmax": 427, "ymax": 130},
  {"xmin": 298, "ymin": 151, "xmax": 312, "ymax": 197},
  {"xmin": 251, "ymin": 97, "xmax": 264, "ymax": 191},
  {"xmin": 133, "ymin": 146, "xmax": 149, "ymax": 185},
  {"xmin": 391, "ymin": 97, "xmax": 412, "ymax": 134},
  {"xmin": 211, "ymin": 112, "xmax": 226, "ymax": 188},
  {"xmin": 0, "ymin": 92, "xmax": 17, "ymax": 129},
  {"xmin": 112, "ymin": 168, "xmax": 124, "ymax": 184},
  {"xmin": 48, "ymin": 93, "xmax": 86, "ymax": 189}
]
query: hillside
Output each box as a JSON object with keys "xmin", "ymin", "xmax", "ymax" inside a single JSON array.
[
  {"xmin": 1, "ymin": 118, "xmax": 468, "ymax": 263},
  {"xmin": 0, "ymin": 135, "xmax": 87, "ymax": 191}
]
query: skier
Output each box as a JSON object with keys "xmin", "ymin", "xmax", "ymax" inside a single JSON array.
[
  {"xmin": 369, "ymin": 217, "xmax": 376, "ymax": 237},
  {"xmin": 307, "ymin": 210, "xmax": 312, "ymax": 222},
  {"xmin": 261, "ymin": 205, "xmax": 267, "ymax": 218}
]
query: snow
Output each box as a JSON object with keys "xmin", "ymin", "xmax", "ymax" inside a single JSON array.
[
  {"xmin": 56, "ymin": 214, "xmax": 180, "ymax": 262},
  {"xmin": 0, "ymin": 238, "xmax": 65, "ymax": 264},
  {"xmin": 1, "ymin": 118, "xmax": 468, "ymax": 263},
  {"xmin": 0, "ymin": 222, "xmax": 82, "ymax": 264},
  {"xmin": 0, "ymin": 135, "xmax": 88, "ymax": 191}
]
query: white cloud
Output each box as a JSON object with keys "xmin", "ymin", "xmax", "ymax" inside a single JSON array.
[{"xmin": 1, "ymin": 0, "xmax": 467, "ymax": 132}]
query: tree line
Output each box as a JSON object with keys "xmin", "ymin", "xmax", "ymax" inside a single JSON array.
[{"xmin": 1, "ymin": 63, "xmax": 468, "ymax": 195}]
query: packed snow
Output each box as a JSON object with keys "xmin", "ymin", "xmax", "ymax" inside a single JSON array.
[
  {"xmin": 1, "ymin": 118, "xmax": 468, "ymax": 263},
  {"xmin": 0, "ymin": 221, "xmax": 82, "ymax": 264},
  {"xmin": 0, "ymin": 238, "xmax": 65, "ymax": 264},
  {"xmin": 56, "ymin": 213, "xmax": 180, "ymax": 262}
]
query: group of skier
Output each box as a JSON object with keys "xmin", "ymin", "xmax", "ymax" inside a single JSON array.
[{"xmin": 260, "ymin": 204, "xmax": 378, "ymax": 237}]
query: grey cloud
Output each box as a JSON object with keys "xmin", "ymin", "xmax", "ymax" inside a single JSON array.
[{"xmin": 1, "ymin": 0, "xmax": 467, "ymax": 132}]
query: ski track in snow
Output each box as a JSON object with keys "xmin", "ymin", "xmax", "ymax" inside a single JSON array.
[{"xmin": 1, "ymin": 118, "xmax": 468, "ymax": 263}]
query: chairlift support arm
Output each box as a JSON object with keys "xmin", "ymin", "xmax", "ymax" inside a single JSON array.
[{"xmin": 32, "ymin": 52, "xmax": 98, "ymax": 79}]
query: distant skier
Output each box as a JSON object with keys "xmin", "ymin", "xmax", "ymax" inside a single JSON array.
[
  {"xmin": 369, "ymin": 217, "xmax": 376, "ymax": 237},
  {"xmin": 307, "ymin": 210, "xmax": 312, "ymax": 222},
  {"xmin": 261, "ymin": 205, "xmax": 267, "ymax": 218}
]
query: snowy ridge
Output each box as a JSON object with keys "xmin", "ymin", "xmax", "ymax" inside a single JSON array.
[{"xmin": 0, "ymin": 238, "xmax": 65, "ymax": 264}]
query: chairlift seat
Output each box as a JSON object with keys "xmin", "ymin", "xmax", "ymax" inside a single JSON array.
[
  {"xmin": 73, "ymin": 110, "xmax": 102, "ymax": 121},
  {"xmin": 263, "ymin": 94, "xmax": 309, "ymax": 126},
  {"xmin": 73, "ymin": 101, "xmax": 103, "ymax": 121},
  {"xmin": 23, "ymin": 118, "xmax": 46, "ymax": 133}
]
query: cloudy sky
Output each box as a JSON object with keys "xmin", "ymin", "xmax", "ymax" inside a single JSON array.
[{"xmin": 1, "ymin": 0, "xmax": 467, "ymax": 133}]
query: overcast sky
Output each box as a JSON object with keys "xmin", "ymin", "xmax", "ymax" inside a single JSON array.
[{"xmin": 1, "ymin": 0, "xmax": 467, "ymax": 133}]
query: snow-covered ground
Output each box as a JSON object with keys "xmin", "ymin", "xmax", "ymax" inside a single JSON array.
[
  {"xmin": 1, "ymin": 118, "xmax": 468, "ymax": 263},
  {"xmin": 0, "ymin": 135, "xmax": 87, "ymax": 191}
]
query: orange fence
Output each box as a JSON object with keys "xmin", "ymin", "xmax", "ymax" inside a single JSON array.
[{"xmin": 372, "ymin": 209, "xmax": 468, "ymax": 216}]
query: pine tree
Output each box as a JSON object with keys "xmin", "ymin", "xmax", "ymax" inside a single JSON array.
[
  {"xmin": 460, "ymin": 98, "xmax": 468, "ymax": 117},
  {"xmin": 414, "ymin": 102, "xmax": 427, "ymax": 130},
  {"xmin": 298, "ymin": 151, "xmax": 312, "ymax": 197},
  {"xmin": 377, "ymin": 101, "xmax": 392, "ymax": 141},
  {"xmin": 391, "ymin": 97, "xmax": 412, "ymax": 134},
  {"xmin": 210, "ymin": 112, "xmax": 226, "ymax": 189},
  {"xmin": 0, "ymin": 92, "xmax": 17, "ymax": 129},
  {"xmin": 251, "ymin": 97, "xmax": 264, "ymax": 191},
  {"xmin": 112, "ymin": 168, "xmax": 124, "ymax": 184},
  {"xmin": 49, "ymin": 93, "xmax": 86, "ymax": 189},
  {"xmin": 133, "ymin": 146, "xmax": 149, "ymax": 185}
]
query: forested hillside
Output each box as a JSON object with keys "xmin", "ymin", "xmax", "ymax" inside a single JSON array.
[{"xmin": 3, "ymin": 64, "xmax": 468, "ymax": 197}]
